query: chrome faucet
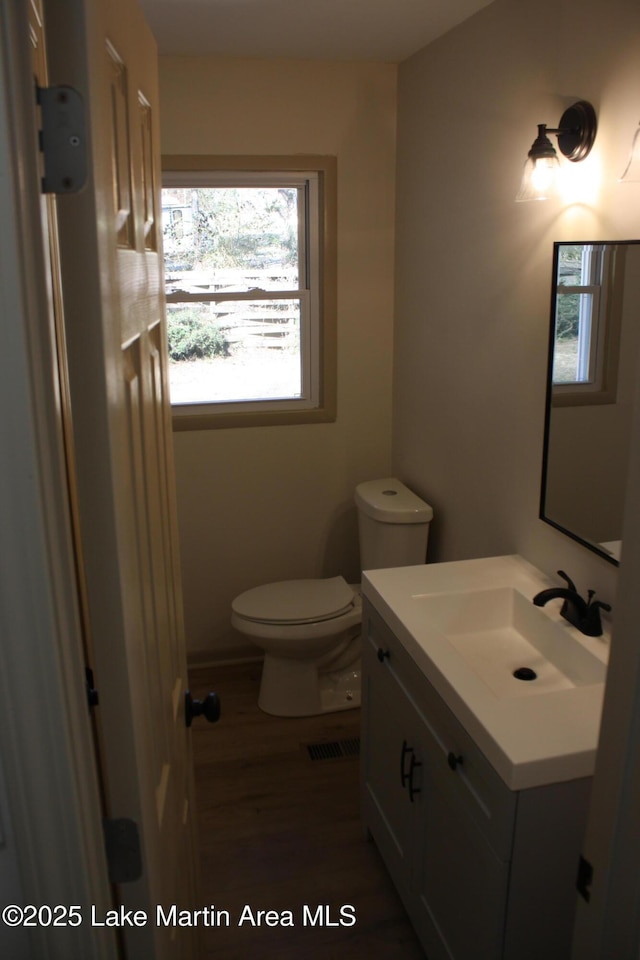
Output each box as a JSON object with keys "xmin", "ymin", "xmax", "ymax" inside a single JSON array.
[{"xmin": 533, "ymin": 570, "xmax": 611, "ymax": 637}]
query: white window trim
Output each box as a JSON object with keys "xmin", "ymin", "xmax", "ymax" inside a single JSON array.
[
  {"xmin": 552, "ymin": 243, "xmax": 623, "ymax": 408},
  {"xmin": 553, "ymin": 285, "xmax": 603, "ymax": 391},
  {"xmin": 161, "ymin": 156, "xmax": 337, "ymax": 430}
]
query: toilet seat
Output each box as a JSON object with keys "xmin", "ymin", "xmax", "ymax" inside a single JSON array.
[{"xmin": 232, "ymin": 576, "xmax": 356, "ymax": 626}]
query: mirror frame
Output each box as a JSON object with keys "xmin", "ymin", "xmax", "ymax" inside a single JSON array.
[{"xmin": 539, "ymin": 239, "xmax": 640, "ymax": 567}]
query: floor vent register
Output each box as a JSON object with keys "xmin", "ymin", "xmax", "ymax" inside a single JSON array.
[{"xmin": 305, "ymin": 738, "xmax": 360, "ymax": 762}]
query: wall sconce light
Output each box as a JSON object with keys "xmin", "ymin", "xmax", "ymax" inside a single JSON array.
[
  {"xmin": 619, "ymin": 121, "xmax": 640, "ymax": 182},
  {"xmin": 516, "ymin": 100, "xmax": 597, "ymax": 202}
]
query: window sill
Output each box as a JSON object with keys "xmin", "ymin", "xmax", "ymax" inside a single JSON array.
[{"xmin": 171, "ymin": 402, "xmax": 336, "ymax": 431}]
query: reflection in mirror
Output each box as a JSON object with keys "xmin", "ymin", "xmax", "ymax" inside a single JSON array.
[{"xmin": 540, "ymin": 241, "xmax": 640, "ymax": 566}]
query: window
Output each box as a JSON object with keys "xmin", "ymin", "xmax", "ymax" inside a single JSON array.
[
  {"xmin": 161, "ymin": 156, "xmax": 336, "ymax": 429},
  {"xmin": 551, "ymin": 243, "xmax": 623, "ymax": 406}
]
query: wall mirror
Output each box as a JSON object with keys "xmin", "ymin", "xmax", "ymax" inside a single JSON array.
[{"xmin": 540, "ymin": 240, "xmax": 640, "ymax": 566}]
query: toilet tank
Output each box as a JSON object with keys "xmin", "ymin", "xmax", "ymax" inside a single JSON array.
[{"xmin": 355, "ymin": 478, "xmax": 433, "ymax": 571}]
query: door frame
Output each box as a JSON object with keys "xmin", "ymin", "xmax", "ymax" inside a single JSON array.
[
  {"xmin": 0, "ymin": 3, "xmax": 116, "ymax": 957},
  {"xmin": 571, "ymin": 343, "xmax": 640, "ymax": 955}
]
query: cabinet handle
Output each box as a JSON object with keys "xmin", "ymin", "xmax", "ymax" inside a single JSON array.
[
  {"xmin": 408, "ymin": 753, "xmax": 422, "ymax": 803},
  {"xmin": 377, "ymin": 648, "xmax": 390, "ymax": 663},
  {"xmin": 400, "ymin": 739, "xmax": 413, "ymax": 788},
  {"xmin": 447, "ymin": 751, "xmax": 463, "ymax": 772}
]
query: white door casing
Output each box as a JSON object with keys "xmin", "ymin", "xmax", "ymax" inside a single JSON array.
[
  {"xmin": 0, "ymin": 1, "xmax": 118, "ymax": 958},
  {"xmin": 572, "ymin": 343, "xmax": 640, "ymax": 955}
]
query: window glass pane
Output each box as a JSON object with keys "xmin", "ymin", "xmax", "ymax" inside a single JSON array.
[
  {"xmin": 553, "ymin": 292, "xmax": 594, "ymax": 383},
  {"xmin": 166, "ymin": 300, "xmax": 302, "ymax": 405},
  {"xmin": 162, "ymin": 187, "xmax": 300, "ymax": 295},
  {"xmin": 556, "ymin": 244, "xmax": 585, "ymax": 286}
]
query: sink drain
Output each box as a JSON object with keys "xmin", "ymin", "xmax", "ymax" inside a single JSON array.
[{"xmin": 513, "ymin": 667, "xmax": 537, "ymax": 682}]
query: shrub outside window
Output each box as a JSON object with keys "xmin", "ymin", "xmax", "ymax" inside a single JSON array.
[{"xmin": 161, "ymin": 156, "xmax": 337, "ymax": 430}]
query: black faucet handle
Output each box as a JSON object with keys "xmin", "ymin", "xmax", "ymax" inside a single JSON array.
[
  {"xmin": 582, "ymin": 599, "xmax": 612, "ymax": 637},
  {"xmin": 557, "ymin": 570, "xmax": 578, "ymax": 593}
]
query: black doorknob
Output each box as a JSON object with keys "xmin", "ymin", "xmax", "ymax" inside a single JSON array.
[{"xmin": 185, "ymin": 691, "xmax": 221, "ymax": 727}]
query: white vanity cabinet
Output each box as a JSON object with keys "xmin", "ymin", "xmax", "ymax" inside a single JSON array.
[{"xmin": 361, "ymin": 599, "xmax": 592, "ymax": 960}]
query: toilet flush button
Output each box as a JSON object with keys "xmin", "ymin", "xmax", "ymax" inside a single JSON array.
[{"xmin": 382, "ymin": 490, "xmax": 398, "ymax": 496}]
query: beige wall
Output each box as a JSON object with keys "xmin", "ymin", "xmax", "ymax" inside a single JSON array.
[
  {"xmin": 159, "ymin": 58, "xmax": 397, "ymax": 657},
  {"xmin": 393, "ymin": 0, "xmax": 640, "ymax": 604}
]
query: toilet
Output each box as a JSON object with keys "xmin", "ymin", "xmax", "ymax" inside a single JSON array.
[{"xmin": 231, "ymin": 478, "xmax": 433, "ymax": 717}]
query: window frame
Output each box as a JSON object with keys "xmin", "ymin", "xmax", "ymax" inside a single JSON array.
[
  {"xmin": 551, "ymin": 243, "xmax": 624, "ymax": 408},
  {"xmin": 161, "ymin": 155, "xmax": 337, "ymax": 430}
]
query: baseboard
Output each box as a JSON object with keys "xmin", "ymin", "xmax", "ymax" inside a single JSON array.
[{"xmin": 187, "ymin": 649, "xmax": 263, "ymax": 671}]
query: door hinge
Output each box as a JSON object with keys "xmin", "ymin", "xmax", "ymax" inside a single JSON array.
[
  {"xmin": 103, "ymin": 818, "xmax": 143, "ymax": 884},
  {"xmin": 36, "ymin": 85, "xmax": 87, "ymax": 195},
  {"xmin": 577, "ymin": 853, "xmax": 594, "ymax": 902},
  {"xmin": 85, "ymin": 666, "xmax": 99, "ymax": 710}
]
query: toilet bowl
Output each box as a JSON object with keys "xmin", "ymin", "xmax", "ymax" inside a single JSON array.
[
  {"xmin": 231, "ymin": 478, "xmax": 433, "ymax": 718},
  {"xmin": 231, "ymin": 576, "xmax": 362, "ymax": 716}
]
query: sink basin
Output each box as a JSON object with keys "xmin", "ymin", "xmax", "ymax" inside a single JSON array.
[
  {"xmin": 411, "ymin": 586, "xmax": 606, "ymax": 699},
  {"xmin": 363, "ymin": 556, "xmax": 609, "ymax": 788}
]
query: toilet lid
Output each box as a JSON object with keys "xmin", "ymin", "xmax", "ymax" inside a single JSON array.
[{"xmin": 232, "ymin": 576, "xmax": 356, "ymax": 625}]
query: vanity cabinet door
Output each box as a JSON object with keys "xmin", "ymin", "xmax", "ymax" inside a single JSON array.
[
  {"xmin": 361, "ymin": 632, "xmax": 425, "ymax": 900},
  {"xmin": 361, "ymin": 603, "xmax": 510, "ymax": 960},
  {"xmin": 415, "ymin": 777, "xmax": 508, "ymax": 960}
]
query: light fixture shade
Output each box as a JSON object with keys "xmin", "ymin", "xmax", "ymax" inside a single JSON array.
[
  {"xmin": 516, "ymin": 124, "xmax": 561, "ymax": 202},
  {"xmin": 516, "ymin": 155, "xmax": 561, "ymax": 202},
  {"xmin": 619, "ymin": 122, "xmax": 640, "ymax": 182}
]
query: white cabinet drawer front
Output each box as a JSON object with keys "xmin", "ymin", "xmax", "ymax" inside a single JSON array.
[{"xmin": 365, "ymin": 602, "xmax": 516, "ymax": 860}]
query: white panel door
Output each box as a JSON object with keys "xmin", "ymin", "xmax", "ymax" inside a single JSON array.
[{"xmin": 42, "ymin": 0, "xmax": 199, "ymax": 956}]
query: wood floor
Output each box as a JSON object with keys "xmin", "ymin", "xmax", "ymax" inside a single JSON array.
[{"xmin": 189, "ymin": 661, "xmax": 426, "ymax": 959}]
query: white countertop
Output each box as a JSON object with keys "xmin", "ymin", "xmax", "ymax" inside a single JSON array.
[{"xmin": 362, "ymin": 555, "xmax": 610, "ymax": 791}]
